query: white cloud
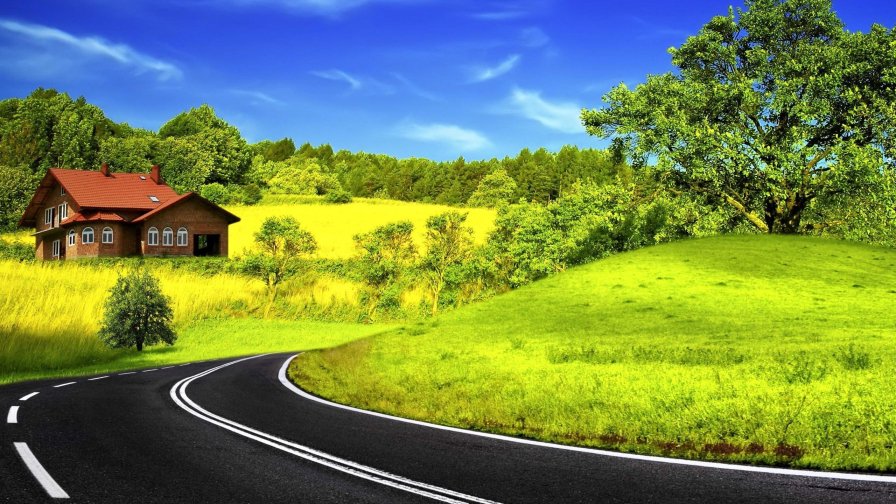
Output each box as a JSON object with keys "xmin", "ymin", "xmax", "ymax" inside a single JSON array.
[
  {"xmin": 519, "ymin": 27, "xmax": 549, "ymax": 48},
  {"xmin": 0, "ymin": 18, "xmax": 182, "ymax": 81},
  {"xmin": 230, "ymin": 89, "xmax": 284, "ymax": 105},
  {"xmin": 397, "ymin": 122, "xmax": 492, "ymax": 151},
  {"xmin": 471, "ymin": 10, "xmax": 527, "ymax": 21},
  {"xmin": 469, "ymin": 54, "xmax": 520, "ymax": 83},
  {"xmin": 503, "ymin": 88, "xmax": 583, "ymax": 134},
  {"xmin": 229, "ymin": 0, "xmax": 427, "ymax": 16},
  {"xmin": 311, "ymin": 69, "xmax": 362, "ymax": 90},
  {"xmin": 391, "ymin": 73, "xmax": 440, "ymax": 101}
]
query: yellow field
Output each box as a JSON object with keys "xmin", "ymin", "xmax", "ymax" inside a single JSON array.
[{"xmin": 225, "ymin": 197, "xmax": 495, "ymax": 258}]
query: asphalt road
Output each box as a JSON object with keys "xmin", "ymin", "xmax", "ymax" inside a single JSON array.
[{"xmin": 2, "ymin": 353, "xmax": 895, "ymax": 503}]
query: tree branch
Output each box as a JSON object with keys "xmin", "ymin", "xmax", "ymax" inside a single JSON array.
[{"xmin": 724, "ymin": 192, "xmax": 770, "ymax": 232}]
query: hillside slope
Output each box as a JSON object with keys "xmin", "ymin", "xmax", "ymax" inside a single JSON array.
[{"xmin": 294, "ymin": 235, "xmax": 896, "ymax": 471}]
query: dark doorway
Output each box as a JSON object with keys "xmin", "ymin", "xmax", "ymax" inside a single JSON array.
[{"xmin": 193, "ymin": 234, "xmax": 221, "ymax": 256}]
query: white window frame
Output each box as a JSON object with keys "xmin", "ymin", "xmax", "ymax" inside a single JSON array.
[
  {"xmin": 177, "ymin": 227, "xmax": 188, "ymax": 247},
  {"xmin": 58, "ymin": 202, "xmax": 68, "ymax": 222},
  {"xmin": 68, "ymin": 230, "xmax": 76, "ymax": 247},
  {"xmin": 102, "ymin": 227, "xmax": 113, "ymax": 244},
  {"xmin": 60, "ymin": 186, "xmax": 66, "ymax": 196},
  {"xmin": 148, "ymin": 227, "xmax": 159, "ymax": 246},
  {"xmin": 162, "ymin": 227, "xmax": 174, "ymax": 247},
  {"xmin": 52, "ymin": 239, "xmax": 61, "ymax": 258},
  {"xmin": 45, "ymin": 207, "xmax": 55, "ymax": 226},
  {"xmin": 82, "ymin": 227, "xmax": 95, "ymax": 245}
]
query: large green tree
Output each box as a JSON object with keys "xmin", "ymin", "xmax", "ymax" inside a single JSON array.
[
  {"xmin": 98, "ymin": 270, "xmax": 176, "ymax": 352},
  {"xmin": 582, "ymin": 0, "xmax": 896, "ymax": 234}
]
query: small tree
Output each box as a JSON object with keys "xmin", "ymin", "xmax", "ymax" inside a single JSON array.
[
  {"xmin": 420, "ymin": 212, "xmax": 474, "ymax": 315},
  {"xmin": 467, "ymin": 169, "xmax": 518, "ymax": 208},
  {"xmin": 240, "ymin": 216, "xmax": 317, "ymax": 316},
  {"xmin": 354, "ymin": 221, "xmax": 416, "ymax": 320},
  {"xmin": 98, "ymin": 269, "xmax": 176, "ymax": 352}
]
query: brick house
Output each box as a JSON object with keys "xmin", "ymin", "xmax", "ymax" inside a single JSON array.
[{"xmin": 18, "ymin": 164, "xmax": 240, "ymax": 260}]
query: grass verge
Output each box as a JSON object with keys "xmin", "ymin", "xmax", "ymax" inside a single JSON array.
[{"xmin": 291, "ymin": 235, "xmax": 896, "ymax": 472}]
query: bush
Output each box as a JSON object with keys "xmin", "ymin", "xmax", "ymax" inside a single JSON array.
[
  {"xmin": 324, "ymin": 189, "xmax": 353, "ymax": 204},
  {"xmin": 199, "ymin": 183, "xmax": 230, "ymax": 204},
  {"xmin": 0, "ymin": 238, "xmax": 34, "ymax": 262},
  {"xmin": 98, "ymin": 269, "xmax": 176, "ymax": 351}
]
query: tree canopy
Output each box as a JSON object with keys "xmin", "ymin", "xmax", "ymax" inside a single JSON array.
[{"xmin": 582, "ymin": 0, "xmax": 896, "ymax": 235}]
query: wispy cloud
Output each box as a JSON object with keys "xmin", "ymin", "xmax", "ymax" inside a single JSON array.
[
  {"xmin": 397, "ymin": 122, "xmax": 492, "ymax": 151},
  {"xmin": 469, "ymin": 54, "xmax": 520, "ymax": 83},
  {"xmin": 311, "ymin": 69, "xmax": 362, "ymax": 90},
  {"xmin": 519, "ymin": 27, "xmax": 549, "ymax": 48},
  {"xmin": 471, "ymin": 10, "xmax": 527, "ymax": 21},
  {"xmin": 470, "ymin": 0, "xmax": 546, "ymax": 21},
  {"xmin": 230, "ymin": 89, "xmax": 284, "ymax": 105},
  {"xmin": 0, "ymin": 18, "xmax": 182, "ymax": 81},
  {"xmin": 391, "ymin": 73, "xmax": 440, "ymax": 101},
  {"xmin": 226, "ymin": 0, "xmax": 427, "ymax": 16},
  {"xmin": 501, "ymin": 88, "xmax": 582, "ymax": 134}
]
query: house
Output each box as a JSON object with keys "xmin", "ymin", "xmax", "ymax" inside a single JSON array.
[{"xmin": 18, "ymin": 164, "xmax": 240, "ymax": 260}]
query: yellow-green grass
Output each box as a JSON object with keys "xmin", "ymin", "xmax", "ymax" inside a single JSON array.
[
  {"xmin": 0, "ymin": 259, "xmax": 391, "ymax": 383},
  {"xmin": 224, "ymin": 196, "xmax": 495, "ymax": 258},
  {"xmin": 293, "ymin": 235, "xmax": 896, "ymax": 472}
]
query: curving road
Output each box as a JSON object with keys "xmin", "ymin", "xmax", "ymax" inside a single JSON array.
[{"xmin": 2, "ymin": 353, "xmax": 895, "ymax": 503}]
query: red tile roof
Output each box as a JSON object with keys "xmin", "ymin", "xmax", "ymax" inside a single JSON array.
[
  {"xmin": 51, "ymin": 168, "xmax": 180, "ymax": 210},
  {"xmin": 66, "ymin": 211, "xmax": 127, "ymax": 223}
]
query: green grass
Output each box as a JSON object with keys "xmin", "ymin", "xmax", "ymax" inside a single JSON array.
[
  {"xmin": 292, "ymin": 235, "xmax": 896, "ymax": 472},
  {"xmin": 1, "ymin": 317, "xmax": 392, "ymax": 385}
]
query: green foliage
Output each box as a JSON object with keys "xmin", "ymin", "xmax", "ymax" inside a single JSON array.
[
  {"xmin": 253, "ymin": 137, "xmax": 296, "ymax": 162},
  {"xmin": 0, "ymin": 237, "xmax": 33, "ymax": 261},
  {"xmin": 467, "ymin": 169, "xmax": 518, "ymax": 208},
  {"xmin": 268, "ymin": 158, "xmax": 341, "ymax": 195},
  {"xmin": 0, "ymin": 165, "xmax": 36, "ymax": 230},
  {"xmin": 98, "ymin": 269, "xmax": 176, "ymax": 352},
  {"xmin": 583, "ymin": 0, "xmax": 896, "ymax": 235},
  {"xmin": 420, "ymin": 212, "xmax": 474, "ymax": 315},
  {"xmin": 199, "ymin": 183, "xmax": 229, "ymax": 204},
  {"xmin": 324, "ymin": 188, "xmax": 353, "ymax": 204},
  {"xmin": 353, "ymin": 221, "xmax": 417, "ymax": 320},
  {"xmin": 240, "ymin": 216, "xmax": 318, "ymax": 292}
]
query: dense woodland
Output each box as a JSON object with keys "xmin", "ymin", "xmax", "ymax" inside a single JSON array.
[{"xmin": 0, "ymin": 88, "xmax": 628, "ymax": 229}]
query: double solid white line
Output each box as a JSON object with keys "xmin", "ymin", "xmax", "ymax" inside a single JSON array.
[{"xmin": 170, "ymin": 355, "xmax": 498, "ymax": 504}]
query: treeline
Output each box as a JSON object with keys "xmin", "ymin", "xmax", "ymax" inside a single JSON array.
[{"xmin": 0, "ymin": 88, "xmax": 628, "ymax": 229}]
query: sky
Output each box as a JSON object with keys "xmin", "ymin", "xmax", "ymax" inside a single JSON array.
[{"xmin": 0, "ymin": 1, "xmax": 894, "ymax": 161}]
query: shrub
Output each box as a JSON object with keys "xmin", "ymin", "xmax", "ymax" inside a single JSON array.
[
  {"xmin": 324, "ymin": 189, "xmax": 353, "ymax": 204},
  {"xmin": 98, "ymin": 269, "xmax": 176, "ymax": 352}
]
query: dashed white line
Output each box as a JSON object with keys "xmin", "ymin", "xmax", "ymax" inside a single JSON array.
[
  {"xmin": 178, "ymin": 363, "xmax": 191, "ymax": 367},
  {"xmin": 52, "ymin": 382, "xmax": 75, "ymax": 388},
  {"xmin": 7, "ymin": 406, "xmax": 19, "ymax": 424},
  {"xmin": 88, "ymin": 376, "xmax": 109, "ymax": 381},
  {"xmin": 13, "ymin": 442, "xmax": 69, "ymax": 499},
  {"xmin": 19, "ymin": 392, "xmax": 39, "ymax": 401},
  {"xmin": 118, "ymin": 372, "xmax": 136, "ymax": 376},
  {"xmin": 141, "ymin": 368, "xmax": 158, "ymax": 373},
  {"xmin": 161, "ymin": 366, "xmax": 175, "ymax": 370}
]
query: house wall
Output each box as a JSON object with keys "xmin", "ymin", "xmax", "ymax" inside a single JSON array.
[
  {"xmin": 36, "ymin": 181, "xmax": 78, "ymax": 233},
  {"xmin": 140, "ymin": 198, "xmax": 231, "ymax": 257},
  {"xmin": 64, "ymin": 222, "xmax": 139, "ymax": 259}
]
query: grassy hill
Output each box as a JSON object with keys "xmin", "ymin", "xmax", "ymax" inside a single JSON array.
[{"xmin": 292, "ymin": 235, "xmax": 896, "ymax": 471}]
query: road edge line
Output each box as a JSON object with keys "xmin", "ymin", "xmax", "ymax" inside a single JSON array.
[
  {"xmin": 13, "ymin": 442, "xmax": 69, "ymax": 499},
  {"xmin": 279, "ymin": 354, "xmax": 896, "ymax": 485}
]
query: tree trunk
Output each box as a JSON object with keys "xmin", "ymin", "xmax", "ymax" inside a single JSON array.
[{"xmin": 136, "ymin": 339, "xmax": 143, "ymax": 352}]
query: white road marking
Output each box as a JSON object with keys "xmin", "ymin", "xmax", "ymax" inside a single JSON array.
[
  {"xmin": 7, "ymin": 406, "xmax": 19, "ymax": 423},
  {"xmin": 178, "ymin": 363, "xmax": 191, "ymax": 367},
  {"xmin": 161, "ymin": 366, "xmax": 175, "ymax": 370},
  {"xmin": 171, "ymin": 356, "xmax": 498, "ymax": 504},
  {"xmin": 52, "ymin": 382, "xmax": 75, "ymax": 388},
  {"xmin": 13, "ymin": 442, "xmax": 69, "ymax": 499},
  {"xmin": 118, "ymin": 372, "xmax": 136, "ymax": 376},
  {"xmin": 141, "ymin": 369, "xmax": 158, "ymax": 373},
  {"xmin": 87, "ymin": 376, "xmax": 109, "ymax": 381},
  {"xmin": 280, "ymin": 354, "xmax": 896, "ymax": 485},
  {"xmin": 19, "ymin": 392, "xmax": 39, "ymax": 401}
]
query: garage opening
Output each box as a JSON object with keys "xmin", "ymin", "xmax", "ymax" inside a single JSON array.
[{"xmin": 193, "ymin": 234, "xmax": 221, "ymax": 256}]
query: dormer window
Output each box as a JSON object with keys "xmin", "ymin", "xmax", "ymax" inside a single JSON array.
[
  {"xmin": 149, "ymin": 196, "xmax": 159, "ymax": 202},
  {"xmin": 60, "ymin": 186, "xmax": 66, "ymax": 196}
]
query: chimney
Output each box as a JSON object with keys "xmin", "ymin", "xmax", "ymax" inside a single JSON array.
[
  {"xmin": 100, "ymin": 163, "xmax": 110, "ymax": 177},
  {"xmin": 150, "ymin": 165, "xmax": 163, "ymax": 184}
]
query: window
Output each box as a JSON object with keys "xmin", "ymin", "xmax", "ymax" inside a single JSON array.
[
  {"xmin": 82, "ymin": 227, "xmax": 95, "ymax": 245},
  {"xmin": 60, "ymin": 186, "xmax": 66, "ymax": 196},
  {"xmin": 45, "ymin": 207, "xmax": 55, "ymax": 226},
  {"xmin": 162, "ymin": 227, "xmax": 174, "ymax": 246},
  {"xmin": 102, "ymin": 227, "xmax": 113, "ymax": 244},
  {"xmin": 148, "ymin": 227, "xmax": 159, "ymax": 246},
  {"xmin": 58, "ymin": 202, "xmax": 68, "ymax": 222},
  {"xmin": 149, "ymin": 195, "xmax": 160, "ymax": 203},
  {"xmin": 177, "ymin": 227, "xmax": 188, "ymax": 247},
  {"xmin": 52, "ymin": 240, "xmax": 61, "ymax": 258},
  {"xmin": 68, "ymin": 230, "xmax": 76, "ymax": 247}
]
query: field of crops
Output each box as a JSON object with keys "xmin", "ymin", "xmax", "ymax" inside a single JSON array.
[
  {"xmin": 0, "ymin": 196, "xmax": 492, "ymax": 383},
  {"xmin": 292, "ymin": 235, "xmax": 896, "ymax": 471}
]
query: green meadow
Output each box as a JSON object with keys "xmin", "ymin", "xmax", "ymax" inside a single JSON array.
[{"xmin": 292, "ymin": 235, "xmax": 896, "ymax": 472}]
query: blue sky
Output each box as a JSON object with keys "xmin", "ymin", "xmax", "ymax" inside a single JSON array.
[{"xmin": 0, "ymin": 1, "xmax": 894, "ymax": 161}]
